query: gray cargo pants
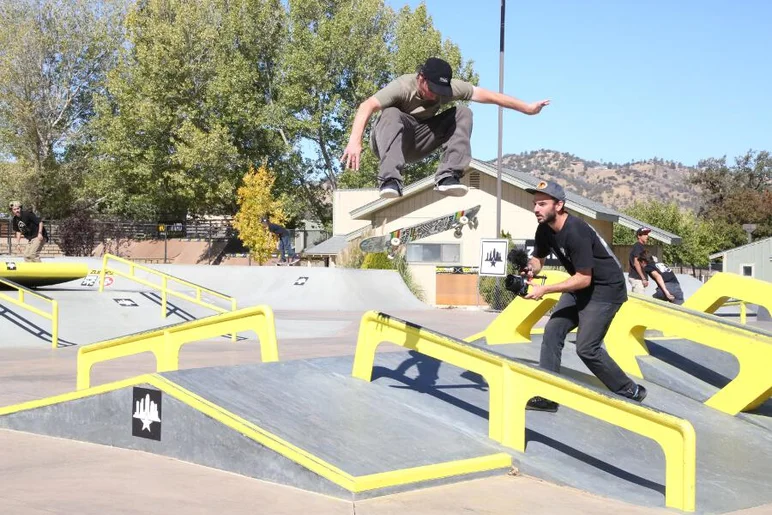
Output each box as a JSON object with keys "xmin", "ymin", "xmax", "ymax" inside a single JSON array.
[
  {"xmin": 370, "ymin": 105, "xmax": 473, "ymax": 185},
  {"xmin": 539, "ymin": 293, "xmax": 635, "ymax": 394}
]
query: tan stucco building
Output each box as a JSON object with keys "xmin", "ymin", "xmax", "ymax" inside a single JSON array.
[{"xmin": 306, "ymin": 159, "xmax": 680, "ymax": 305}]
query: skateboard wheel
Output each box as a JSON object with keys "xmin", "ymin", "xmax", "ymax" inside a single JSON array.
[
  {"xmin": 454, "ymin": 228, "xmax": 463, "ymax": 239},
  {"xmin": 459, "ymin": 216, "xmax": 469, "ymax": 225},
  {"xmin": 387, "ymin": 252, "xmax": 396, "ymax": 260},
  {"xmin": 390, "ymin": 237, "xmax": 401, "ymax": 247}
]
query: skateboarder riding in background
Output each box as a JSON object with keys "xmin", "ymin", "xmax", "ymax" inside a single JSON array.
[
  {"xmin": 341, "ymin": 57, "xmax": 550, "ymax": 199},
  {"xmin": 10, "ymin": 200, "xmax": 48, "ymax": 263},
  {"xmin": 519, "ymin": 181, "xmax": 647, "ymax": 412},
  {"xmin": 261, "ymin": 217, "xmax": 295, "ymax": 264}
]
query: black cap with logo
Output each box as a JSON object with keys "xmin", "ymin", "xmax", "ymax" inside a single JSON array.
[
  {"xmin": 420, "ymin": 57, "xmax": 453, "ymax": 97},
  {"xmin": 525, "ymin": 180, "xmax": 566, "ymax": 202}
]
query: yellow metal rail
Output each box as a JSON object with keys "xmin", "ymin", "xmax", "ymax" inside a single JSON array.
[
  {"xmin": 683, "ymin": 272, "xmax": 772, "ymax": 321},
  {"xmin": 606, "ymin": 294, "xmax": 772, "ymax": 415},
  {"xmin": 0, "ymin": 277, "xmax": 59, "ymax": 349},
  {"xmin": 98, "ymin": 253, "xmax": 236, "ymax": 317},
  {"xmin": 77, "ymin": 305, "xmax": 279, "ymax": 390},
  {"xmin": 353, "ymin": 310, "xmax": 696, "ymax": 512}
]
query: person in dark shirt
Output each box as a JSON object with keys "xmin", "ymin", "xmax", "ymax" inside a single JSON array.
[
  {"xmin": 628, "ymin": 227, "xmax": 651, "ymax": 293},
  {"xmin": 637, "ymin": 250, "xmax": 684, "ymax": 305},
  {"xmin": 261, "ymin": 216, "xmax": 294, "ymax": 263},
  {"xmin": 10, "ymin": 201, "xmax": 48, "ymax": 263},
  {"xmin": 520, "ymin": 180, "xmax": 647, "ymax": 412}
]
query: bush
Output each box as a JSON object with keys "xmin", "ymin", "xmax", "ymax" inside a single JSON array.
[
  {"xmin": 362, "ymin": 252, "xmax": 394, "ymax": 269},
  {"xmin": 393, "ymin": 254, "xmax": 425, "ymax": 302},
  {"xmin": 57, "ymin": 211, "xmax": 100, "ymax": 256}
]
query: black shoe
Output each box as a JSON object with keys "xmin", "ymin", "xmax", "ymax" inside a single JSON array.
[
  {"xmin": 435, "ymin": 176, "xmax": 469, "ymax": 196},
  {"xmin": 620, "ymin": 384, "xmax": 647, "ymax": 402},
  {"xmin": 379, "ymin": 178, "xmax": 403, "ymax": 199},
  {"xmin": 525, "ymin": 396, "xmax": 559, "ymax": 412}
]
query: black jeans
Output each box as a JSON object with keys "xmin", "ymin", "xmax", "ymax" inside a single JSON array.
[{"xmin": 540, "ymin": 293, "xmax": 635, "ymax": 394}]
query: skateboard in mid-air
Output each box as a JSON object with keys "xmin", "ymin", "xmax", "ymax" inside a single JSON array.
[{"xmin": 359, "ymin": 205, "xmax": 481, "ymax": 259}]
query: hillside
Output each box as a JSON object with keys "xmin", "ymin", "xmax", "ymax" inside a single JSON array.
[{"xmin": 495, "ymin": 150, "xmax": 701, "ymax": 211}]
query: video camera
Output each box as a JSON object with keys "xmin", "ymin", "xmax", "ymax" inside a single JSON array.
[{"xmin": 504, "ymin": 247, "xmax": 546, "ymax": 297}]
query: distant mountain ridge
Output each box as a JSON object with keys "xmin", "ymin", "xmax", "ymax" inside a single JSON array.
[{"xmin": 493, "ymin": 150, "xmax": 700, "ymax": 211}]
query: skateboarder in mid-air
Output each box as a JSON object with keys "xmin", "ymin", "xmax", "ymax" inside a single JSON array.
[
  {"xmin": 261, "ymin": 217, "xmax": 296, "ymax": 264},
  {"xmin": 341, "ymin": 57, "xmax": 550, "ymax": 199}
]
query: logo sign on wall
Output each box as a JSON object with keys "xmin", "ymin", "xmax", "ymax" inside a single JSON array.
[
  {"xmin": 132, "ymin": 387, "xmax": 162, "ymax": 441},
  {"xmin": 479, "ymin": 239, "xmax": 508, "ymax": 277}
]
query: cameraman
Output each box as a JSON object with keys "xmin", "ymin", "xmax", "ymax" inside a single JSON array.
[{"xmin": 520, "ymin": 181, "xmax": 647, "ymax": 412}]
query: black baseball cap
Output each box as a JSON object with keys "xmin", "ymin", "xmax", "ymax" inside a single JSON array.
[
  {"xmin": 636, "ymin": 227, "xmax": 651, "ymax": 236},
  {"xmin": 525, "ymin": 180, "xmax": 566, "ymax": 202},
  {"xmin": 420, "ymin": 57, "xmax": 453, "ymax": 97}
]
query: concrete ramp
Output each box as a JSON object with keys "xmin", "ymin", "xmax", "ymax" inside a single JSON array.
[
  {"xmin": 0, "ymin": 289, "xmax": 217, "ymax": 348},
  {"xmin": 0, "ymin": 361, "xmax": 510, "ymax": 499},
  {"xmin": 37, "ymin": 257, "xmax": 428, "ymax": 312}
]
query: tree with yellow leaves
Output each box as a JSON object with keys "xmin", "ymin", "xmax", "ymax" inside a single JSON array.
[{"xmin": 232, "ymin": 163, "xmax": 288, "ymax": 264}]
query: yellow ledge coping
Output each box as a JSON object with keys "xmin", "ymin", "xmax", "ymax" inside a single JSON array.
[
  {"xmin": 353, "ymin": 310, "xmax": 696, "ymax": 512},
  {"xmin": 76, "ymin": 305, "xmax": 279, "ymax": 390}
]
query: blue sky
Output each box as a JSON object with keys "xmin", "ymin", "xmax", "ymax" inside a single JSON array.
[{"xmin": 387, "ymin": 0, "xmax": 772, "ymax": 166}]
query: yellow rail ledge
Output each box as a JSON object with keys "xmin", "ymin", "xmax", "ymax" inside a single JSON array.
[
  {"xmin": 98, "ymin": 253, "xmax": 237, "ymax": 322},
  {"xmin": 77, "ymin": 305, "xmax": 279, "ymax": 390},
  {"xmin": 684, "ymin": 272, "xmax": 772, "ymax": 319},
  {"xmin": 606, "ymin": 294, "xmax": 772, "ymax": 415},
  {"xmin": 353, "ymin": 310, "xmax": 696, "ymax": 512},
  {"xmin": 0, "ymin": 277, "xmax": 60, "ymax": 349}
]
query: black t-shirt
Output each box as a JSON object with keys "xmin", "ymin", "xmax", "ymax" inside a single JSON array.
[
  {"xmin": 267, "ymin": 223, "xmax": 289, "ymax": 238},
  {"xmin": 644, "ymin": 262, "xmax": 678, "ymax": 284},
  {"xmin": 534, "ymin": 214, "xmax": 627, "ymax": 304},
  {"xmin": 12, "ymin": 210, "xmax": 47, "ymax": 240},
  {"xmin": 628, "ymin": 242, "xmax": 645, "ymax": 280}
]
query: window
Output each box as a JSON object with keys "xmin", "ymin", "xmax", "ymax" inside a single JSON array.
[
  {"xmin": 741, "ymin": 264, "xmax": 754, "ymax": 277},
  {"xmin": 406, "ymin": 243, "xmax": 460, "ymax": 263},
  {"xmin": 469, "ymin": 172, "xmax": 481, "ymax": 189}
]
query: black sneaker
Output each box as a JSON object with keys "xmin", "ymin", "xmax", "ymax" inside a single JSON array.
[
  {"xmin": 379, "ymin": 178, "xmax": 403, "ymax": 199},
  {"xmin": 620, "ymin": 384, "xmax": 648, "ymax": 402},
  {"xmin": 435, "ymin": 176, "xmax": 469, "ymax": 197},
  {"xmin": 525, "ymin": 396, "xmax": 559, "ymax": 412}
]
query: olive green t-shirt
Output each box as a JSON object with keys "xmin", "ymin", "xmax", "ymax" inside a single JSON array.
[{"xmin": 373, "ymin": 74, "xmax": 475, "ymax": 121}]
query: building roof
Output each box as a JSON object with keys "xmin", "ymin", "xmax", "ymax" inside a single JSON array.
[
  {"xmin": 348, "ymin": 159, "xmax": 682, "ymax": 245},
  {"xmin": 709, "ymin": 236, "xmax": 772, "ymax": 260}
]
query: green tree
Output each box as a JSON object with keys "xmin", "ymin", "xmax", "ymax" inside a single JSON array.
[
  {"xmin": 688, "ymin": 149, "xmax": 772, "ymax": 244},
  {"xmin": 232, "ymin": 163, "xmax": 288, "ymax": 264},
  {"xmin": 0, "ymin": 0, "xmax": 125, "ymax": 217},
  {"xmin": 88, "ymin": 0, "xmax": 287, "ymax": 219}
]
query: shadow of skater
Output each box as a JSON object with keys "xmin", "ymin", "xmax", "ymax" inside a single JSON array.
[
  {"xmin": 371, "ymin": 350, "xmax": 490, "ymax": 419},
  {"xmin": 390, "ymin": 350, "xmax": 441, "ymax": 392}
]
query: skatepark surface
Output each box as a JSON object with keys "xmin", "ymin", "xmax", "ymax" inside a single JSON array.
[{"xmin": 1, "ymin": 256, "xmax": 771, "ymax": 514}]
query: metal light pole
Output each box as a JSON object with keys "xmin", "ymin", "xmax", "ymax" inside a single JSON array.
[{"xmin": 495, "ymin": 0, "xmax": 506, "ymax": 237}]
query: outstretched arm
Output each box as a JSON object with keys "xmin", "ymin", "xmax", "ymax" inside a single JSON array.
[
  {"xmin": 341, "ymin": 96, "xmax": 382, "ymax": 171},
  {"xmin": 471, "ymin": 86, "xmax": 550, "ymax": 115}
]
